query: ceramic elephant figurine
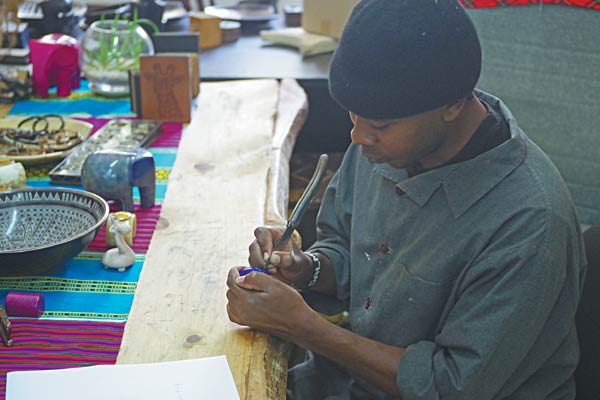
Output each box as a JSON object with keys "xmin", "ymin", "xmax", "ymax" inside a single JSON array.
[
  {"xmin": 29, "ymin": 34, "xmax": 81, "ymax": 98},
  {"xmin": 82, "ymin": 147, "xmax": 156, "ymax": 212}
]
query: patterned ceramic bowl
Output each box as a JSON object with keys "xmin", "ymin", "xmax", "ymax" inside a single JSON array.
[{"xmin": 0, "ymin": 188, "xmax": 109, "ymax": 275}]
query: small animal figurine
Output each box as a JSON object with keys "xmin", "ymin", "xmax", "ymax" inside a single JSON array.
[
  {"xmin": 82, "ymin": 147, "xmax": 156, "ymax": 213},
  {"xmin": 102, "ymin": 213, "xmax": 136, "ymax": 272},
  {"xmin": 105, "ymin": 211, "xmax": 136, "ymax": 248},
  {"xmin": 29, "ymin": 34, "xmax": 81, "ymax": 98}
]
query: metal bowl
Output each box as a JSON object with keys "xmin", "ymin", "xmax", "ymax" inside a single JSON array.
[{"xmin": 0, "ymin": 188, "xmax": 109, "ymax": 275}]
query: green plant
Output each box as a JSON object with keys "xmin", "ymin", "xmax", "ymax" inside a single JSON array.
[{"xmin": 85, "ymin": 9, "xmax": 159, "ymax": 72}]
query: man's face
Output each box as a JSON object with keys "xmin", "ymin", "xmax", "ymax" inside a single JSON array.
[{"xmin": 349, "ymin": 108, "xmax": 449, "ymax": 169}]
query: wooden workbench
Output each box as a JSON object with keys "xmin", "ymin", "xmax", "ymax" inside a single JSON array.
[
  {"xmin": 0, "ymin": 103, "xmax": 12, "ymax": 118},
  {"xmin": 117, "ymin": 79, "xmax": 308, "ymax": 399}
]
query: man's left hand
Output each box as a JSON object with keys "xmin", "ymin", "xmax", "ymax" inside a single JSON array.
[{"xmin": 226, "ymin": 267, "xmax": 314, "ymax": 340}]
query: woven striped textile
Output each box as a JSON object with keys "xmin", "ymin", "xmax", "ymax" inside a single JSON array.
[
  {"xmin": 1, "ymin": 84, "xmax": 183, "ymax": 399},
  {"xmin": 87, "ymin": 204, "xmax": 163, "ymax": 254},
  {"xmin": 8, "ymin": 81, "xmax": 132, "ymax": 118},
  {"xmin": 460, "ymin": 0, "xmax": 600, "ymax": 9},
  {"xmin": 0, "ymin": 115, "xmax": 182, "ymax": 319},
  {"xmin": 0, "ymin": 320, "xmax": 124, "ymax": 396}
]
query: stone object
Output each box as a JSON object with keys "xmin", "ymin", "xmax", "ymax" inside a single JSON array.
[
  {"xmin": 0, "ymin": 160, "xmax": 26, "ymax": 191},
  {"xmin": 81, "ymin": 147, "xmax": 156, "ymax": 213},
  {"xmin": 106, "ymin": 211, "xmax": 136, "ymax": 248},
  {"xmin": 102, "ymin": 213, "xmax": 136, "ymax": 272}
]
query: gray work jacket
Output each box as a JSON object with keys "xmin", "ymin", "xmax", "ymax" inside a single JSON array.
[{"xmin": 309, "ymin": 92, "xmax": 586, "ymax": 400}]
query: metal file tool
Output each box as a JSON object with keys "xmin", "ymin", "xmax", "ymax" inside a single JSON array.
[{"xmin": 265, "ymin": 153, "xmax": 329, "ymax": 268}]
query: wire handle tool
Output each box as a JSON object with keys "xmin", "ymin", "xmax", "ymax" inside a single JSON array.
[
  {"xmin": 265, "ymin": 153, "xmax": 329, "ymax": 268},
  {"xmin": 239, "ymin": 154, "xmax": 329, "ymax": 276}
]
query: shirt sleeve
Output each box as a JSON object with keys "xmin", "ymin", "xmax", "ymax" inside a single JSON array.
[{"xmin": 396, "ymin": 215, "xmax": 580, "ymax": 400}]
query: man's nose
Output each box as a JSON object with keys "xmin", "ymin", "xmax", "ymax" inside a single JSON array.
[{"xmin": 350, "ymin": 119, "xmax": 377, "ymax": 145}]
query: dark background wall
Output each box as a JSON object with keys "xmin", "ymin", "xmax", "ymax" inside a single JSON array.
[{"xmin": 468, "ymin": 5, "xmax": 600, "ymax": 226}]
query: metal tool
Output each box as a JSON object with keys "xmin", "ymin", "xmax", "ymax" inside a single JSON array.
[
  {"xmin": 265, "ymin": 153, "xmax": 329, "ymax": 268},
  {"xmin": 0, "ymin": 305, "xmax": 14, "ymax": 346}
]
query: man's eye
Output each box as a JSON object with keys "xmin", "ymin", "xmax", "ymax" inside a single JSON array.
[{"xmin": 371, "ymin": 123, "xmax": 390, "ymax": 131}]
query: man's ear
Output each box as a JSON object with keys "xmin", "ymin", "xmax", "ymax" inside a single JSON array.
[{"xmin": 442, "ymin": 97, "xmax": 468, "ymax": 122}]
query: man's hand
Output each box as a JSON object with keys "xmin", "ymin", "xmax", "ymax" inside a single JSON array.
[
  {"xmin": 226, "ymin": 266, "xmax": 405, "ymax": 397},
  {"xmin": 248, "ymin": 226, "xmax": 314, "ymax": 287},
  {"xmin": 226, "ymin": 266, "xmax": 315, "ymax": 340}
]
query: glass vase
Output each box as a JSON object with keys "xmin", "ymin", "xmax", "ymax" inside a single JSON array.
[{"xmin": 81, "ymin": 20, "xmax": 154, "ymax": 97}]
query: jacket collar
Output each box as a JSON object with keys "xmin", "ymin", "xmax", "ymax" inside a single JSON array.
[{"xmin": 373, "ymin": 91, "xmax": 527, "ymax": 219}]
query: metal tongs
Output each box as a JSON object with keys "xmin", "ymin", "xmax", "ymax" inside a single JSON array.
[
  {"xmin": 0, "ymin": 305, "xmax": 13, "ymax": 346},
  {"xmin": 265, "ymin": 154, "xmax": 329, "ymax": 268}
]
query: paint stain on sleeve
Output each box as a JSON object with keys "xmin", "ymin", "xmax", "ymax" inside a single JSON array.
[{"xmin": 379, "ymin": 243, "xmax": 392, "ymax": 255}]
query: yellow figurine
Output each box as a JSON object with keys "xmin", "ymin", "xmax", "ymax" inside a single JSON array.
[{"xmin": 106, "ymin": 211, "xmax": 136, "ymax": 247}]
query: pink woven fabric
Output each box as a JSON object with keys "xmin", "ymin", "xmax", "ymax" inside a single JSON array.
[
  {"xmin": 0, "ymin": 320, "xmax": 124, "ymax": 398},
  {"xmin": 460, "ymin": 0, "xmax": 600, "ymax": 10}
]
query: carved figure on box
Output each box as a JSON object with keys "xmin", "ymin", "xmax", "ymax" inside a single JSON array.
[
  {"xmin": 81, "ymin": 147, "xmax": 156, "ymax": 213},
  {"xmin": 101, "ymin": 215, "xmax": 136, "ymax": 272},
  {"xmin": 145, "ymin": 64, "xmax": 183, "ymax": 120},
  {"xmin": 29, "ymin": 34, "xmax": 81, "ymax": 98}
]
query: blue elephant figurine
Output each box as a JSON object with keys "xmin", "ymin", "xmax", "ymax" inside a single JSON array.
[{"xmin": 82, "ymin": 147, "xmax": 156, "ymax": 212}]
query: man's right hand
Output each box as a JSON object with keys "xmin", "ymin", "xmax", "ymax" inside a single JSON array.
[{"xmin": 248, "ymin": 226, "xmax": 315, "ymax": 288}]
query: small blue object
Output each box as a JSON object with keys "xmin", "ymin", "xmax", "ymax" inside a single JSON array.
[{"xmin": 239, "ymin": 266, "xmax": 270, "ymax": 276}]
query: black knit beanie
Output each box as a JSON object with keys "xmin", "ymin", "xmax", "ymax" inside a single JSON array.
[{"xmin": 329, "ymin": 0, "xmax": 482, "ymax": 119}]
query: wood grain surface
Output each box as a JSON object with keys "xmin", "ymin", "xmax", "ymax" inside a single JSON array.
[
  {"xmin": 0, "ymin": 103, "xmax": 12, "ymax": 118},
  {"xmin": 118, "ymin": 79, "xmax": 307, "ymax": 399}
]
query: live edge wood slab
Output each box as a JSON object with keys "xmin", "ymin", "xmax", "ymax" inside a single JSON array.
[{"xmin": 117, "ymin": 79, "xmax": 308, "ymax": 400}]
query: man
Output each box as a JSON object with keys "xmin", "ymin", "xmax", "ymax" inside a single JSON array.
[{"xmin": 226, "ymin": 0, "xmax": 586, "ymax": 398}]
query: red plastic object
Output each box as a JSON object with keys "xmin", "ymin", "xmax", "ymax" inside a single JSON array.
[{"xmin": 29, "ymin": 34, "xmax": 81, "ymax": 98}]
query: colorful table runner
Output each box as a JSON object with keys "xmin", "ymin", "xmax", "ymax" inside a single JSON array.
[
  {"xmin": 8, "ymin": 81, "xmax": 133, "ymax": 118},
  {"xmin": 460, "ymin": 0, "xmax": 600, "ymax": 10},
  {"xmin": 3, "ymin": 1, "xmax": 596, "ymax": 391},
  {"xmin": 0, "ymin": 82, "xmax": 182, "ymax": 399},
  {"xmin": 0, "ymin": 320, "xmax": 124, "ymax": 396},
  {"xmin": 2, "ymin": 118, "xmax": 181, "ymax": 320}
]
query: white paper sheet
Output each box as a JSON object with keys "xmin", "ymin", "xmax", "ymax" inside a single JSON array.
[{"xmin": 6, "ymin": 355, "xmax": 240, "ymax": 400}]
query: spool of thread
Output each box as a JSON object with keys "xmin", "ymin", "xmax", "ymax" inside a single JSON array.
[{"xmin": 5, "ymin": 292, "xmax": 45, "ymax": 318}]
